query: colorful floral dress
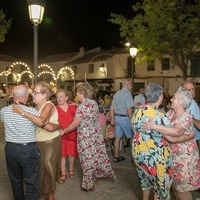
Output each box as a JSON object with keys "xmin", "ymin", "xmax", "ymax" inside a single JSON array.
[
  {"xmin": 75, "ymin": 98, "xmax": 115, "ymax": 190},
  {"xmin": 166, "ymin": 110, "xmax": 200, "ymax": 192},
  {"xmin": 132, "ymin": 104, "xmax": 173, "ymax": 200}
]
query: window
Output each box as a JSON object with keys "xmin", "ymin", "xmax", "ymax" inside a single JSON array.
[
  {"xmin": 147, "ymin": 60, "xmax": 155, "ymax": 71},
  {"xmin": 73, "ymin": 66, "xmax": 77, "ymax": 74},
  {"xmin": 134, "ymin": 83, "xmax": 145, "ymax": 94},
  {"xmin": 88, "ymin": 64, "xmax": 94, "ymax": 73},
  {"xmin": 105, "ymin": 86, "xmax": 111, "ymax": 91},
  {"xmin": 191, "ymin": 52, "xmax": 200, "ymax": 75},
  {"xmin": 161, "ymin": 58, "xmax": 170, "ymax": 70}
]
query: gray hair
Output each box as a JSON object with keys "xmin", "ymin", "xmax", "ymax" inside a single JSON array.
[
  {"xmin": 122, "ymin": 79, "xmax": 132, "ymax": 87},
  {"xmin": 145, "ymin": 83, "xmax": 163, "ymax": 103},
  {"xmin": 12, "ymin": 85, "xmax": 28, "ymax": 98},
  {"xmin": 176, "ymin": 86, "xmax": 192, "ymax": 109},
  {"xmin": 36, "ymin": 82, "xmax": 52, "ymax": 100},
  {"xmin": 76, "ymin": 82, "xmax": 94, "ymax": 99}
]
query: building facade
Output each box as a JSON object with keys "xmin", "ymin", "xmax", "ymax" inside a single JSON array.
[{"xmin": 1, "ymin": 47, "xmax": 200, "ymax": 100}]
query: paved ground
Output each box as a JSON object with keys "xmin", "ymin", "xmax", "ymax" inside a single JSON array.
[{"xmin": 0, "ymin": 122, "xmax": 199, "ymax": 200}]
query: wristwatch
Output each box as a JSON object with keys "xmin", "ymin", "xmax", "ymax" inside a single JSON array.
[{"xmin": 21, "ymin": 111, "xmax": 25, "ymax": 116}]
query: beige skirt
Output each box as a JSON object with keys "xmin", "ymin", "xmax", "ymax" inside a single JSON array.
[{"xmin": 37, "ymin": 135, "xmax": 61, "ymax": 196}]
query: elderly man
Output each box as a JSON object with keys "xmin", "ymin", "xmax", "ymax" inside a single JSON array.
[
  {"xmin": 110, "ymin": 79, "xmax": 134, "ymax": 162},
  {"xmin": 183, "ymin": 80, "xmax": 200, "ymax": 142},
  {"xmin": 0, "ymin": 85, "xmax": 40, "ymax": 200}
]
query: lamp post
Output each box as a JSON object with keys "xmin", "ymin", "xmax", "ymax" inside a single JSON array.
[
  {"xmin": 27, "ymin": 0, "xmax": 45, "ymax": 86},
  {"xmin": 129, "ymin": 47, "xmax": 138, "ymax": 94}
]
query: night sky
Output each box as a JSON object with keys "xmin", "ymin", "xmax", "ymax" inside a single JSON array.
[{"xmin": 0, "ymin": 0, "xmax": 134, "ymax": 63}]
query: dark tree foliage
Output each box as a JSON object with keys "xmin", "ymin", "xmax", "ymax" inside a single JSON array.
[
  {"xmin": 0, "ymin": 9, "xmax": 11, "ymax": 43},
  {"xmin": 110, "ymin": 0, "xmax": 200, "ymax": 79}
]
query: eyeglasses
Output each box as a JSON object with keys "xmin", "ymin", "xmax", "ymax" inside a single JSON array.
[
  {"xmin": 33, "ymin": 91, "xmax": 42, "ymax": 95},
  {"xmin": 127, "ymin": 82, "xmax": 133, "ymax": 86},
  {"xmin": 187, "ymin": 88, "xmax": 195, "ymax": 91}
]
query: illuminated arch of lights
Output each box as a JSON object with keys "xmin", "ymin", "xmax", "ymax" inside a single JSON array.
[
  {"xmin": 13, "ymin": 71, "xmax": 34, "ymax": 85},
  {"xmin": 0, "ymin": 63, "xmax": 75, "ymax": 83},
  {"xmin": 57, "ymin": 66, "xmax": 74, "ymax": 80},
  {"xmin": 38, "ymin": 71, "xmax": 57, "ymax": 81},
  {"xmin": 38, "ymin": 64, "xmax": 56, "ymax": 80},
  {"xmin": 0, "ymin": 70, "xmax": 11, "ymax": 77},
  {"xmin": 38, "ymin": 64, "xmax": 55, "ymax": 72},
  {"xmin": 13, "ymin": 73, "xmax": 22, "ymax": 82},
  {"xmin": 20, "ymin": 70, "xmax": 34, "ymax": 79},
  {"xmin": 7, "ymin": 61, "xmax": 31, "ymax": 74}
]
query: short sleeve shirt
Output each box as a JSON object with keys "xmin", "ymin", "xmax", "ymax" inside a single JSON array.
[
  {"xmin": 187, "ymin": 99, "xmax": 200, "ymax": 140},
  {"xmin": 112, "ymin": 88, "xmax": 134, "ymax": 115}
]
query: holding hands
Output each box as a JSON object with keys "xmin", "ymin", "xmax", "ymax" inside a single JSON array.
[{"xmin": 59, "ymin": 129, "xmax": 65, "ymax": 136}]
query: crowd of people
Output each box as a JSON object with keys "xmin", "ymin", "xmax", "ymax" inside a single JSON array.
[{"xmin": 0, "ymin": 79, "xmax": 200, "ymax": 200}]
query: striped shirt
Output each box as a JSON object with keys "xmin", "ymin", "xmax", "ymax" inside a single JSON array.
[{"xmin": 0, "ymin": 105, "xmax": 39, "ymax": 143}]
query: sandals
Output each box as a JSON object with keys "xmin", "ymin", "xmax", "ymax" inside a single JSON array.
[
  {"xmin": 58, "ymin": 174, "xmax": 67, "ymax": 184},
  {"xmin": 81, "ymin": 186, "xmax": 95, "ymax": 192},
  {"xmin": 114, "ymin": 156, "xmax": 125, "ymax": 162},
  {"xmin": 69, "ymin": 171, "xmax": 75, "ymax": 179}
]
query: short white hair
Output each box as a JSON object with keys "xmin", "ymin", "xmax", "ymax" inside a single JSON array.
[{"xmin": 176, "ymin": 86, "xmax": 192, "ymax": 109}]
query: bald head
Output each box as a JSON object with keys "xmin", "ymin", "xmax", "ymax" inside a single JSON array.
[
  {"xmin": 122, "ymin": 79, "xmax": 132, "ymax": 91},
  {"xmin": 12, "ymin": 85, "xmax": 29, "ymax": 103},
  {"xmin": 182, "ymin": 80, "xmax": 195, "ymax": 98}
]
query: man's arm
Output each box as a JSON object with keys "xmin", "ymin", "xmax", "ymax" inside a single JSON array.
[
  {"xmin": 193, "ymin": 118, "xmax": 200, "ymax": 130},
  {"xmin": 110, "ymin": 105, "xmax": 115, "ymax": 125},
  {"xmin": 127, "ymin": 107, "xmax": 133, "ymax": 120}
]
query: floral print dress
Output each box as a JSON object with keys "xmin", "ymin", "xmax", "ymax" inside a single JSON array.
[
  {"xmin": 132, "ymin": 104, "xmax": 173, "ymax": 200},
  {"xmin": 166, "ymin": 110, "xmax": 200, "ymax": 192},
  {"xmin": 75, "ymin": 98, "xmax": 115, "ymax": 190}
]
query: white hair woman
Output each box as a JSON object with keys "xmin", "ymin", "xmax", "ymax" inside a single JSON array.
[{"xmin": 145, "ymin": 86, "xmax": 200, "ymax": 200}]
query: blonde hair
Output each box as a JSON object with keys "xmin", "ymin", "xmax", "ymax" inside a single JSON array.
[
  {"xmin": 56, "ymin": 89, "xmax": 70, "ymax": 97},
  {"xmin": 36, "ymin": 82, "xmax": 52, "ymax": 100},
  {"xmin": 76, "ymin": 82, "xmax": 94, "ymax": 99}
]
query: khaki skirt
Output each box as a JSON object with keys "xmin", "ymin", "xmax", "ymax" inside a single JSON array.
[{"xmin": 37, "ymin": 135, "xmax": 61, "ymax": 196}]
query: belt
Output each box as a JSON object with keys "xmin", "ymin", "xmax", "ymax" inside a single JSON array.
[
  {"xmin": 115, "ymin": 114, "xmax": 128, "ymax": 117},
  {"xmin": 6, "ymin": 142, "xmax": 36, "ymax": 146}
]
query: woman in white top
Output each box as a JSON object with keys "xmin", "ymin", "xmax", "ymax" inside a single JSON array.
[{"xmin": 13, "ymin": 82, "xmax": 61, "ymax": 200}]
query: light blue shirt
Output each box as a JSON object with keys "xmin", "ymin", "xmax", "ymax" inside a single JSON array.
[
  {"xmin": 187, "ymin": 99, "xmax": 200, "ymax": 140},
  {"xmin": 112, "ymin": 88, "xmax": 134, "ymax": 115}
]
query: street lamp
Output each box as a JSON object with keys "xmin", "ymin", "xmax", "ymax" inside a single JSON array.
[
  {"xmin": 129, "ymin": 47, "xmax": 138, "ymax": 93},
  {"xmin": 27, "ymin": 0, "xmax": 45, "ymax": 86}
]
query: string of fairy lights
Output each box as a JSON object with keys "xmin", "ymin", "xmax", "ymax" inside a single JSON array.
[{"xmin": 0, "ymin": 62, "xmax": 75, "ymax": 85}]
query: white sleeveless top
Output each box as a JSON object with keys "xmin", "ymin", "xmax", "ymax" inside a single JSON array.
[{"xmin": 36, "ymin": 101, "xmax": 60, "ymax": 142}]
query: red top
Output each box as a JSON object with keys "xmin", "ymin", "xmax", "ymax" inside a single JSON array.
[{"xmin": 56, "ymin": 102, "xmax": 78, "ymax": 156}]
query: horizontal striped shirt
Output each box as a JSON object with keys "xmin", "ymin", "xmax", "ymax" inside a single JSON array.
[{"xmin": 0, "ymin": 105, "xmax": 39, "ymax": 143}]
